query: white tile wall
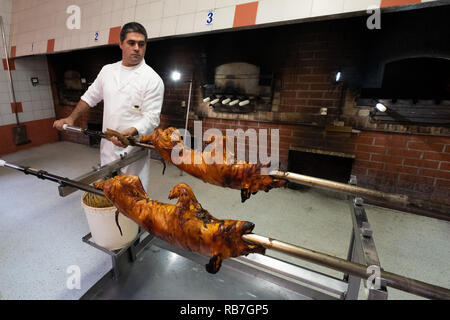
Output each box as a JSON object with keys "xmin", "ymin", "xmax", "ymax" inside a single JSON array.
[
  {"xmin": 4, "ymin": 0, "xmax": 436, "ymax": 58},
  {"xmin": 0, "ymin": 48, "xmax": 55, "ymax": 125}
]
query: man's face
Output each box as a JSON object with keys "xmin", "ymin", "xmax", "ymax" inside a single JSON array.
[{"xmin": 120, "ymin": 32, "xmax": 146, "ymax": 66}]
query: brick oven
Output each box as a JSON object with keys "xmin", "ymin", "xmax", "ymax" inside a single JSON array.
[{"xmin": 48, "ymin": 4, "xmax": 450, "ymax": 220}]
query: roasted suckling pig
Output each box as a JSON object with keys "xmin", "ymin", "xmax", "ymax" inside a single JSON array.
[
  {"xmin": 140, "ymin": 127, "xmax": 286, "ymax": 202},
  {"xmin": 94, "ymin": 175, "xmax": 265, "ymax": 273}
]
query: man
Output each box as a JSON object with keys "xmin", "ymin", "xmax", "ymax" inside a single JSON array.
[{"xmin": 53, "ymin": 22, "xmax": 164, "ymax": 190}]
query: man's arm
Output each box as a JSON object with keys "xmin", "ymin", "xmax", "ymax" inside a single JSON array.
[
  {"xmin": 54, "ymin": 66, "xmax": 105, "ymax": 131},
  {"xmin": 53, "ymin": 99, "xmax": 91, "ymax": 130},
  {"xmin": 133, "ymin": 76, "xmax": 165, "ymax": 136}
]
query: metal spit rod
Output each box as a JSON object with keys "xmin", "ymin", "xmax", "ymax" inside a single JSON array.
[
  {"xmin": 1, "ymin": 159, "xmax": 449, "ymax": 299},
  {"xmin": 62, "ymin": 124, "xmax": 154, "ymax": 150},
  {"xmin": 270, "ymin": 170, "xmax": 450, "ymax": 215},
  {"xmin": 0, "ymin": 160, "xmax": 104, "ymax": 196},
  {"xmin": 242, "ymin": 234, "xmax": 450, "ymax": 300}
]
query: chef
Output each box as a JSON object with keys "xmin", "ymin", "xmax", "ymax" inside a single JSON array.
[{"xmin": 53, "ymin": 22, "xmax": 164, "ymax": 190}]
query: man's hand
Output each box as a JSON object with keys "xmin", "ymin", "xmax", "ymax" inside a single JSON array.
[
  {"xmin": 53, "ymin": 117, "xmax": 74, "ymax": 131},
  {"xmin": 110, "ymin": 127, "xmax": 138, "ymax": 148}
]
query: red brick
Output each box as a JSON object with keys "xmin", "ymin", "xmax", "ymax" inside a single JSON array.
[
  {"xmin": 440, "ymin": 162, "xmax": 450, "ymax": 171},
  {"xmin": 422, "ymin": 152, "xmax": 447, "ymax": 161},
  {"xmin": 278, "ymin": 128, "xmax": 292, "ymax": 137},
  {"xmin": 310, "ymin": 84, "xmax": 330, "ymax": 91},
  {"xmin": 296, "ymin": 91, "xmax": 323, "ymax": 99},
  {"xmin": 387, "ymin": 148, "xmax": 422, "ymax": 158},
  {"xmin": 445, "ymin": 145, "xmax": 450, "ymax": 153},
  {"xmin": 279, "ymin": 105, "xmax": 296, "ymax": 112},
  {"xmin": 356, "ymin": 144, "xmax": 385, "ymax": 154},
  {"xmin": 355, "ymin": 136, "xmax": 374, "ymax": 145},
  {"xmin": 354, "ymin": 160, "xmax": 384, "ymax": 169},
  {"xmin": 370, "ymin": 154, "xmax": 403, "ymax": 165},
  {"xmin": 407, "ymin": 141, "xmax": 444, "ymax": 153},
  {"xmin": 399, "ymin": 174, "xmax": 434, "ymax": 185},
  {"xmin": 354, "ymin": 152, "xmax": 371, "ymax": 161},
  {"xmin": 366, "ymin": 169, "xmax": 399, "ymax": 186},
  {"xmin": 427, "ymin": 137, "xmax": 450, "ymax": 144},
  {"xmin": 374, "ymin": 137, "xmax": 388, "ymax": 146},
  {"xmin": 298, "ymin": 75, "xmax": 327, "ymax": 83},
  {"xmin": 436, "ymin": 179, "xmax": 450, "ymax": 188},
  {"xmin": 282, "ymin": 91, "xmax": 297, "ymax": 98},
  {"xmin": 420, "ymin": 169, "xmax": 450, "ymax": 180},
  {"xmin": 385, "ymin": 164, "xmax": 418, "ymax": 175},
  {"xmin": 296, "ymin": 106, "xmax": 319, "ymax": 113},
  {"xmin": 352, "ymin": 167, "xmax": 368, "ymax": 176},
  {"xmin": 404, "ymin": 159, "xmax": 439, "ymax": 169}
]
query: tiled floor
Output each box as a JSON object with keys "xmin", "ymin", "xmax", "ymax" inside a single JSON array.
[{"xmin": 0, "ymin": 141, "xmax": 449, "ymax": 299}]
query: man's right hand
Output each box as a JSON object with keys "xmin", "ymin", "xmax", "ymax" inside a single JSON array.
[{"xmin": 53, "ymin": 117, "xmax": 74, "ymax": 131}]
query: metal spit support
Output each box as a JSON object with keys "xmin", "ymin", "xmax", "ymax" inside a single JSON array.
[
  {"xmin": 58, "ymin": 149, "xmax": 148, "ymax": 197},
  {"xmin": 343, "ymin": 175, "xmax": 388, "ymax": 300}
]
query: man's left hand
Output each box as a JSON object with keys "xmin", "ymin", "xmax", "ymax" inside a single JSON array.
[{"xmin": 110, "ymin": 127, "xmax": 138, "ymax": 148}]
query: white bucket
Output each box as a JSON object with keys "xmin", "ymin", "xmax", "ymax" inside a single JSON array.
[{"xmin": 81, "ymin": 193, "xmax": 139, "ymax": 251}]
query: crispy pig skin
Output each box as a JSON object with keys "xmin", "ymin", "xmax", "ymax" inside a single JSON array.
[
  {"xmin": 141, "ymin": 127, "xmax": 286, "ymax": 202},
  {"xmin": 94, "ymin": 175, "xmax": 265, "ymax": 273}
]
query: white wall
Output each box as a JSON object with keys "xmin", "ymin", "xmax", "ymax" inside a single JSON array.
[
  {"xmin": 8, "ymin": 0, "xmax": 438, "ymax": 58},
  {"xmin": 0, "ymin": 0, "xmax": 54, "ymax": 126}
]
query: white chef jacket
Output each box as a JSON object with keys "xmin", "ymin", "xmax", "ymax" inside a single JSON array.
[{"xmin": 81, "ymin": 59, "xmax": 164, "ymax": 190}]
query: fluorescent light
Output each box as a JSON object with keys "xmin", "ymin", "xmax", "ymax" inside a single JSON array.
[
  {"xmin": 171, "ymin": 71, "xmax": 181, "ymax": 81},
  {"xmin": 335, "ymin": 72, "xmax": 341, "ymax": 82},
  {"xmin": 375, "ymin": 103, "xmax": 387, "ymax": 112}
]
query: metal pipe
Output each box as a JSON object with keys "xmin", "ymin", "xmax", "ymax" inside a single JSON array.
[
  {"xmin": 0, "ymin": 16, "xmax": 19, "ymax": 125},
  {"xmin": 242, "ymin": 233, "xmax": 450, "ymax": 300},
  {"xmin": 184, "ymin": 79, "xmax": 193, "ymax": 136},
  {"xmin": 270, "ymin": 170, "xmax": 450, "ymax": 215},
  {"xmin": 0, "ymin": 160, "xmax": 105, "ymax": 196}
]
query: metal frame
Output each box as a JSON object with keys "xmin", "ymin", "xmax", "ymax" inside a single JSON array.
[
  {"xmin": 82, "ymin": 229, "xmax": 153, "ymax": 279},
  {"xmin": 79, "ymin": 175, "xmax": 384, "ymax": 299},
  {"xmin": 342, "ymin": 175, "xmax": 388, "ymax": 300},
  {"xmin": 58, "ymin": 149, "xmax": 148, "ymax": 197}
]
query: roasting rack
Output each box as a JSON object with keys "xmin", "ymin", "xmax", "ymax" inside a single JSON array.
[{"xmin": 2, "ymin": 157, "xmax": 450, "ymax": 300}]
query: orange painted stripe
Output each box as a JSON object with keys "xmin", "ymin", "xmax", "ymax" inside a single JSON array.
[
  {"xmin": 108, "ymin": 26, "xmax": 121, "ymax": 44},
  {"xmin": 0, "ymin": 117, "xmax": 59, "ymax": 156},
  {"xmin": 11, "ymin": 102, "xmax": 23, "ymax": 113},
  {"xmin": 10, "ymin": 46, "xmax": 16, "ymax": 58},
  {"xmin": 2, "ymin": 58, "xmax": 15, "ymax": 70},
  {"xmin": 380, "ymin": 0, "xmax": 421, "ymax": 8},
  {"xmin": 47, "ymin": 39, "xmax": 55, "ymax": 53},
  {"xmin": 233, "ymin": 1, "xmax": 259, "ymax": 28}
]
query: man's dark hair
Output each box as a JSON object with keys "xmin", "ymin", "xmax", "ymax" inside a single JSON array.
[{"xmin": 120, "ymin": 22, "xmax": 148, "ymax": 42}]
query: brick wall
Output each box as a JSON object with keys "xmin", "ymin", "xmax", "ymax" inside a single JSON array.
[
  {"xmin": 49, "ymin": 8, "xmax": 450, "ymax": 219},
  {"xmin": 352, "ymin": 132, "xmax": 450, "ymax": 209}
]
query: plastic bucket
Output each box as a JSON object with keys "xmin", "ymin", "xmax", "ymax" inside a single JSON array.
[{"xmin": 81, "ymin": 193, "xmax": 139, "ymax": 251}]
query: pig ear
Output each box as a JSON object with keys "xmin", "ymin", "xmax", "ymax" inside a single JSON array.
[{"xmin": 169, "ymin": 183, "xmax": 199, "ymax": 210}]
